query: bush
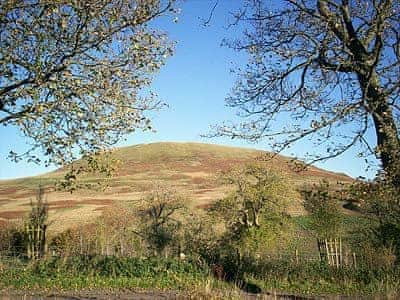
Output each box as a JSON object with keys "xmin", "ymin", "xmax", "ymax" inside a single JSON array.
[
  {"xmin": 133, "ymin": 184, "xmax": 187, "ymax": 257},
  {"xmin": 30, "ymin": 255, "xmax": 209, "ymax": 279},
  {"xmin": 346, "ymin": 179, "xmax": 400, "ymax": 259},
  {"xmin": 245, "ymin": 258, "xmax": 400, "ymax": 294},
  {"xmin": 0, "ymin": 222, "xmax": 26, "ymax": 257},
  {"xmin": 301, "ymin": 180, "xmax": 343, "ymax": 239}
]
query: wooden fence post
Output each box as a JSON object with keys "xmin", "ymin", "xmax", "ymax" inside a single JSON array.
[
  {"xmin": 317, "ymin": 237, "xmax": 342, "ymax": 268},
  {"xmin": 26, "ymin": 224, "xmax": 47, "ymax": 260}
]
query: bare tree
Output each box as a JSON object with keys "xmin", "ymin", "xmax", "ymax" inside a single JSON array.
[
  {"xmin": 0, "ymin": 0, "xmax": 175, "ymax": 168},
  {"xmin": 133, "ymin": 183, "xmax": 186, "ymax": 256},
  {"xmin": 212, "ymin": 0, "xmax": 399, "ymax": 185}
]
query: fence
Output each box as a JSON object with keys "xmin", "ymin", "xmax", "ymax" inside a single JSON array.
[
  {"xmin": 26, "ymin": 224, "xmax": 47, "ymax": 260},
  {"xmin": 316, "ymin": 238, "xmax": 358, "ymax": 268}
]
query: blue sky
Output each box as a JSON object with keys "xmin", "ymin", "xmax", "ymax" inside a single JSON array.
[{"xmin": 0, "ymin": 0, "xmax": 379, "ymax": 180}]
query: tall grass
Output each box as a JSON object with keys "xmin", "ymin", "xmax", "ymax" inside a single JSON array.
[
  {"xmin": 1, "ymin": 252, "xmax": 400, "ymax": 297},
  {"xmin": 242, "ymin": 258, "xmax": 400, "ymax": 296}
]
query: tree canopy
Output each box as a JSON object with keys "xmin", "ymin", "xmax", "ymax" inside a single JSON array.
[
  {"xmin": 0, "ymin": 0, "xmax": 175, "ymax": 167},
  {"xmin": 212, "ymin": 164, "xmax": 291, "ymax": 234},
  {"xmin": 213, "ymin": 0, "xmax": 399, "ymax": 184}
]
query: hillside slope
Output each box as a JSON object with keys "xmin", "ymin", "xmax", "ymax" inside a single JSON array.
[{"xmin": 0, "ymin": 142, "xmax": 352, "ymax": 232}]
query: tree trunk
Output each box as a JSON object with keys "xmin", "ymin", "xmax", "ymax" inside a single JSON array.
[{"xmin": 360, "ymin": 73, "xmax": 400, "ymax": 187}]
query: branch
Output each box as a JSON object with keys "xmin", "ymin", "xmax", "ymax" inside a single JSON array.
[
  {"xmin": 202, "ymin": 0, "xmax": 218, "ymax": 27},
  {"xmin": 0, "ymin": 77, "xmax": 34, "ymax": 97}
]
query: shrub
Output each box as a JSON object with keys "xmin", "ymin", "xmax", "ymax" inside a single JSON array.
[
  {"xmin": 346, "ymin": 179, "xmax": 400, "ymax": 260},
  {"xmin": 0, "ymin": 221, "xmax": 26, "ymax": 257},
  {"xmin": 301, "ymin": 180, "xmax": 343, "ymax": 239},
  {"xmin": 30, "ymin": 255, "xmax": 209, "ymax": 279},
  {"xmin": 133, "ymin": 184, "xmax": 187, "ymax": 257}
]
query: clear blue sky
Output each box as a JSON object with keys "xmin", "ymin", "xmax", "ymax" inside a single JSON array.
[{"xmin": 0, "ymin": 0, "xmax": 378, "ymax": 180}]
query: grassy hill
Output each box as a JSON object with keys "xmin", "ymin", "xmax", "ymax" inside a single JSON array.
[{"xmin": 0, "ymin": 142, "xmax": 352, "ymax": 232}]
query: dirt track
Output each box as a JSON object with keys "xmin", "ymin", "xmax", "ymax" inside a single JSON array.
[{"xmin": 0, "ymin": 289, "xmax": 323, "ymax": 300}]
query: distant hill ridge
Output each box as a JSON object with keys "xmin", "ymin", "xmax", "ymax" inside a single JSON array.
[
  {"xmin": 109, "ymin": 142, "xmax": 351, "ymax": 179},
  {"xmin": 0, "ymin": 142, "xmax": 352, "ymax": 232}
]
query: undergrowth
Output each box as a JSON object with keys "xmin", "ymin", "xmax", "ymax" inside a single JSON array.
[
  {"xmin": 243, "ymin": 259, "xmax": 400, "ymax": 296},
  {"xmin": 1, "ymin": 255, "xmax": 399, "ymax": 297},
  {"xmin": 0, "ymin": 256, "xmax": 229, "ymax": 294}
]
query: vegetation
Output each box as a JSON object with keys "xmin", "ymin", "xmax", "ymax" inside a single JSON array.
[
  {"xmin": 25, "ymin": 186, "xmax": 49, "ymax": 259},
  {"xmin": 0, "ymin": 1, "xmax": 399, "ymax": 297},
  {"xmin": 1, "ymin": 161, "xmax": 400, "ymax": 297},
  {"xmin": 213, "ymin": 0, "xmax": 399, "ymax": 186},
  {"xmin": 302, "ymin": 180, "xmax": 343, "ymax": 239},
  {"xmin": 0, "ymin": 186, "xmax": 49, "ymax": 258},
  {"xmin": 214, "ymin": 164, "xmax": 291, "ymax": 231},
  {"xmin": 0, "ymin": 0, "xmax": 176, "ymax": 184},
  {"xmin": 0, "ymin": 256, "xmax": 230, "ymax": 295},
  {"xmin": 133, "ymin": 184, "xmax": 187, "ymax": 257},
  {"xmin": 205, "ymin": 0, "xmax": 400, "ymax": 292},
  {"xmin": 0, "ymin": 143, "xmax": 351, "ymax": 232},
  {"xmin": 0, "ymin": 155, "xmax": 399, "ymax": 298},
  {"xmin": 245, "ymin": 260, "xmax": 400, "ymax": 296},
  {"xmin": 346, "ymin": 177, "xmax": 400, "ymax": 258},
  {"xmin": 209, "ymin": 165, "xmax": 294, "ymax": 269}
]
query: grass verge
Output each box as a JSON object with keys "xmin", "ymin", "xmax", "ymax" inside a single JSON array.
[
  {"xmin": 0, "ymin": 256, "xmax": 234, "ymax": 297},
  {"xmin": 1, "ymin": 255, "xmax": 399, "ymax": 298}
]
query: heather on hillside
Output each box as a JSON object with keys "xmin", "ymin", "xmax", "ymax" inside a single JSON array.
[
  {"xmin": 1, "ymin": 0, "xmax": 399, "ymax": 298},
  {"xmin": 1, "ymin": 165, "xmax": 399, "ymax": 298},
  {"xmin": 0, "ymin": 143, "xmax": 352, "ymax": 232}
]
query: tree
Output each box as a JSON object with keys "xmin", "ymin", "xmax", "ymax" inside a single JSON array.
[
  {"xmin": 211, "ymin": 164, "xmax": 293, "ymax": 257},
  {"xmin": 209, "ymin": 164, "xmax": 293, "ymax": 281},
  {"xmin": 133, "ymin": 184, "xmax": 186, "ymax": 256},
  {"xmin": 213, "ymin": 164, "xmax": 291, "ymax": 234},
  {"xmin": 213, "ymin": 0, "xmax": 399, "ymax": 185},
  {"xmin": 0, "ymin": 0, "xmax": 175, "ymax": 168}
]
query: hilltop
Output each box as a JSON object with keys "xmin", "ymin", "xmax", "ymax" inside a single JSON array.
[{"xmin": 0, "ymin": 142, "xmax": 352, "ymax": 232}]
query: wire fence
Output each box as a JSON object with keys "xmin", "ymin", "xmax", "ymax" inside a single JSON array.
[{"xmin": 0, "ymin": 246, "xmax": 362, "ymax": 269}]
